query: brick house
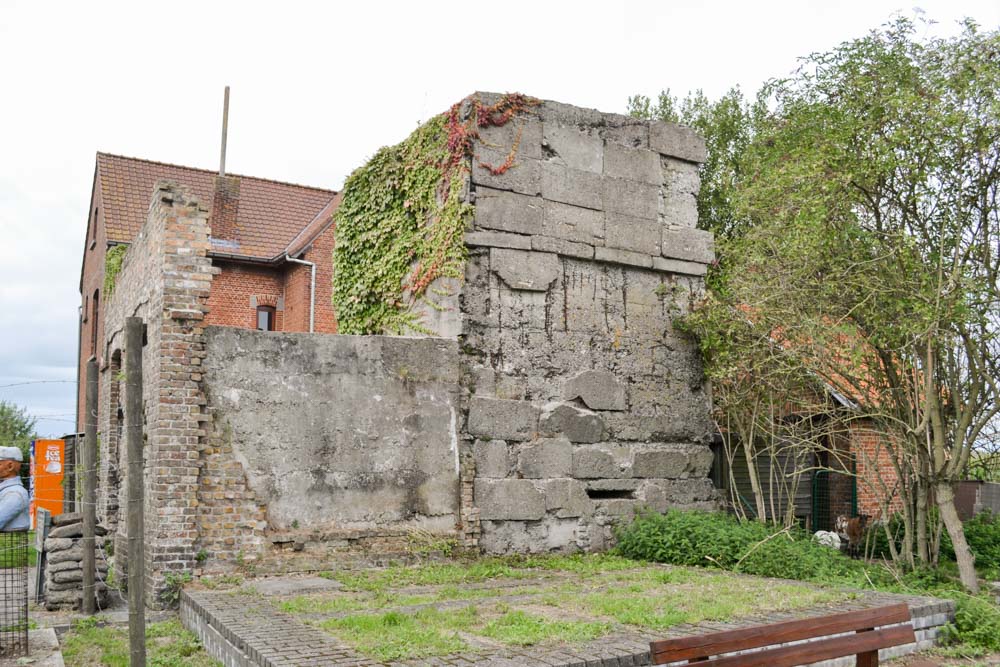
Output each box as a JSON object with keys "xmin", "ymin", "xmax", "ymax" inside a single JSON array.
[{"xmin": 76, "ymin": 153, "xmax": 340, "ymax": 433}]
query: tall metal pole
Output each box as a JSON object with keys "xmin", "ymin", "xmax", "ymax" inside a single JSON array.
[
  {"xmin": 219, "ymin": 86, "xmax": 230, "ymax": 177},
  {"xmin": 125, "ymin": 318, "xmax": 146, "ymax": 666},
  {"xmin": 82, "ymin": 357, "xmax": 98, "ymax": 614}
]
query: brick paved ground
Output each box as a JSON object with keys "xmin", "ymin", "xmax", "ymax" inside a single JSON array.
[{"xmin": 181, "ymin": 566, "xmax": 954, "ymax": 667}]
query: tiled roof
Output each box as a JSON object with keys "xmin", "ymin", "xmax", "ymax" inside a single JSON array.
[{"xmin": 96, "ymin": 153, "xmax": 337, "ymax": 260}]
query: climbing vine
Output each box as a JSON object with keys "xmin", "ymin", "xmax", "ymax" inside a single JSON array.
[
  {"xmin": 332, "ymin": 93, "xmax": 539, "ymax": 334},
  {"xmin": 103, "ymin": 244, "xmax": 127, "ymax": 297}
]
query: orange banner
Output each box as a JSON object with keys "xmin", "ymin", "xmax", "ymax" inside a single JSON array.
[{"xmin": 29, "ymin": 439, "xmax": 65, "ymax": 529}]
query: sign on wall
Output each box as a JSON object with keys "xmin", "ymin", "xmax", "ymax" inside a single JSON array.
[{"xmin": 29, "ymin": 439, "xmax": 64, "ymax": 529}]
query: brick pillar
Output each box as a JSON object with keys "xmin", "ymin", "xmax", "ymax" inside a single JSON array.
[
  {"xmin": 210, "ymin": 176, "xmax": 241, "ymax": 243},
  {"xmin": 145, "ymin": 182, "xmax": 216, "ymax": 606}
]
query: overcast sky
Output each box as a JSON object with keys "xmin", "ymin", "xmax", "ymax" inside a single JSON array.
[{"xmin": 1, "ymin": 0, "xmax": 996, "ymax": 438}]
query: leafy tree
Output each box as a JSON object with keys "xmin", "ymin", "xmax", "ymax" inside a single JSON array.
[
  {"xmin": 708, "ymin": 18, "xmax": 1000, "ymax": 592},
  {"xmin": 628, "ymin": 87, "xmax": 762, "ymax": 246},
  {"xmin": 0, "ymin": 401, "xmax": 37, "ymax": 480}
]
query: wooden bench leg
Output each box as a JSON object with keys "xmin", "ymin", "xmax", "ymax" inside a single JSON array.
[{"xmin": 857, "ymin": 649, "xmax": 879, "ymax": 667}]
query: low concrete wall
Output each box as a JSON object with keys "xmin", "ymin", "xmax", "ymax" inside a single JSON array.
[{"xmin": 202, "ymin": 328, "xmax": 461, "ymax": 544}]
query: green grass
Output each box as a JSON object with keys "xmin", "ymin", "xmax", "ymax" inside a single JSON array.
[
  {"xmin": 61, "ymin": 618, "xmax": 219, "ymax": 667},
  {"xmin": 479, "ymin": 611, "xmax": 611, "ymax": 645},
  {"xmin": 327, "ymin": 553, "xmax": 641, "ymax": 593},
  {"xmin": 288, "ymin": 554, "xmax": 850, "ymax": 661},
  {"xmin": 0, "ymin": 531, "xmax": 36, "ymax": 568},
  {"xmin": 319, "ymin": 607, "xmax": 476, "ymax": 661}
]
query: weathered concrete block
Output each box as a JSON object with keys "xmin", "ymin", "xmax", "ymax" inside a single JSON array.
[
  {"xmin": 467, "ymin": 396, "xmax": 539, "ymax": 441},
  {"xmin": 475, "ymin": 479, "xmax": 545, "ymax": 520},
  {"xmin": 541, "ymin": 162, "xmax": 603, "ymax": 210},
  {"xmin": 637, "ymin": 478, "xmax": 721, "ymax": 512},
  {"xmin": 490, "ymin": 248, "xmax": 560, "ymax": 292},
  {"xmin": 472, "ymin": 148, "xmax": 542, "ymax": 195},
  {"xmin": 498, "ymin": 287, "xmax": 548, "ymax": 331},
  {"xmin": 651, "ymin": 256, "xmax": 707, "ymax": 276},
  {"xmin": 539, "ymin": 402, "xmax": 607, "ymax": 443},
  {"xmin": 563, "ymin": 370, "xmax": 626, "ymax": 411},
  {"xmin": 661, "ymin": 227, "xmax": 714, "ymax": 264},
  {"xmin": 478, "ymin": 118, "xmax": 543, "ymax": 160},
  {"xmin": 543, "ymin": 124, "xmax": 604, "ymax": 173},
  {"xmin": 542, "ymin": 200, "xmax": 604, "ymax": 245},
  {"xmin": 604, "ymin": 142, "xmax": 661, "ymax": 185},
  {"xmin": 586, "ymin": 478, "xmax": 640, "ymax": 491},
  {"xmin": 531, "ymin": 235, "xmax": 594, "ymax": 259},
  {"xmin": 631, "ymin": 443, "xmax": 714, "ymax": 479},
  {"xmin": 479, "ymin": 517, "xmax": 581, "ymax": 554},
  {"xmin": 594, "ymin": 246, "xmax": 653, "ymax": 269},
  {"xmin": 475, "ymin": 439, "xmax": 510, "ymax": 478},
  {"xmin": 544, "ymin": 479, "xmax": 594, "ymax": 518},
  {"xmin": 572, "ymin": 444, "xmax": 631, "ymax": 479},
  {"xmin": 661, "ymin": 158, "xmax": 701, "ymax": 228},
  {"xmin": 536, "ymin": 99, "xmax": 605, "ymax": 126},
  {"xmin": 517, "ymin": 437, "xmax": 572, "ymax": 478},
  {"xmin": 650, "ymin": 122, "xmax": 707, "ymax": 163},
  {"xmin": 474, "ymin": 187, "xmax": 543, "ymax": 235},
  {"xmin": 602, "ymin": 177, "xmax": 658, "ymax": 221},
  {"xmin": 465, "ymin": 230, "xmax": 531, "ymax": 250},
  {"xmin": 605, "ymin": 211, "xmax": 661, "ymax": 255},
  {"xmin": 601, "ymin": 120, "xmax": 650, "ymax": 149}
]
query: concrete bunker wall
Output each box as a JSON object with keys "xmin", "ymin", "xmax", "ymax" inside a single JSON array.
[
  {"xmin": 200, "ymin": 328, "xmax": 461, "ymax": 544},
  {"xmin": 452, "ymin": 95, "xmax": 721, "ymax": 553}
]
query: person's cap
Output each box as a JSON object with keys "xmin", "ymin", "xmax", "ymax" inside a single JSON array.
[{"xmin": 0, "ymin": 447, "xmax": 23, "ymax": 462}]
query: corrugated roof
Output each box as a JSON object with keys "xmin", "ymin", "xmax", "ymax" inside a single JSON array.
[{"xmin": 96, "ymin": 153, "xmax": 337, "ymax": 260}]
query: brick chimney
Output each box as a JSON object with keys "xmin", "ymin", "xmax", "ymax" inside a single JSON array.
[{"xmin": 210, "ymin": 175, "xmax": 241, "ymax": 243}]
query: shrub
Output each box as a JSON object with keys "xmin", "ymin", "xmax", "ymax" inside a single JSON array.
[
  {"xmin": 615, "ymin": 509, "xmax": 1000, "ymax": 653},
  {"xmin": 615, "ymin": 510, "xmax": 877, "ymax": 584},
  {"xmin": 942, "ymin": 511, "xmax": 1000, "ymax": 573}
]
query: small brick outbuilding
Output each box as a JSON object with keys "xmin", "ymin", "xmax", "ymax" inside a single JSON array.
[{"xmin": 76, "ymin": 153, "xmax": 341, "ymax": 433}]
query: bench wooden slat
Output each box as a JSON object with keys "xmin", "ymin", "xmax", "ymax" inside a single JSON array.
[
  {"xmin": 651, "ymin": 603, "xmax": 911, "ymax": 663},
  {"xmin": 673, "ymin": 624, "xmax": 915, "ymax": 667}
]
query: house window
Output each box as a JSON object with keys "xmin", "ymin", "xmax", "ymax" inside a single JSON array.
[{"xmin": 256, "ymin": 306, "xmax": 275, "ymax": 331}]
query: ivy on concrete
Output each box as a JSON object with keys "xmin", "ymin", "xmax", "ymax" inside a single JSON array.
[
  {"xmin": 332, "ymin": 93, "xmax": 539, "ymax": 334},
  {"xmin": 103, "ymin": 244, "xmax": 127, "ymax": 297}
]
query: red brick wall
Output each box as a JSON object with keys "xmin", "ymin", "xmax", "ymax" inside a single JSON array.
[
  {"xmin": 205, "ymin": 262, "xmax": 285, "ymax": 330},
  {"xmin": 283, "ymin": 261, "xmax": 311, "ymax": 332},
  {"xmin": 283, "ymin": 222, "xmax": 338, "ymax": 333},
  {"xmin": 304, "ymin": 222, "xmax": 338, "ymax": 333},
  {"xmin": 850, "ymin": 420, "xmax": 903, "ymax": 519},
  {"xmin": 77, "ymin": 172, "xmax": 109, "ymax": 433}
]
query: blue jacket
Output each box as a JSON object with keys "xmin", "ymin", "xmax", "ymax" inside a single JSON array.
[{"xmin": 0, "ymin": 476, "xmax": 30, "ymax": 531}]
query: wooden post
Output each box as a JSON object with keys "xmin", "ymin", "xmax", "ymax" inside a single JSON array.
[
  {"xmin": 219, "ymin": 86, "xmax": 230, "ymax": 177},
  {"xmin": 82, "ymin": 357, "xmax": 98, "ymax": 614},
  {"xmin": 125, "ymin": 318, "xmax": 146, "ymax": 667}
]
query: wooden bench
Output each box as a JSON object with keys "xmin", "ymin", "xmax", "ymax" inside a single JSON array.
[{"xmin": 649, "ymin": 603, "xmax": 939, "ymax": 666}]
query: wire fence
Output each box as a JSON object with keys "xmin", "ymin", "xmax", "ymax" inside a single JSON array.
[{"xmin": 0, "ymin": 530, "xmax": 29, "ymax": 658}]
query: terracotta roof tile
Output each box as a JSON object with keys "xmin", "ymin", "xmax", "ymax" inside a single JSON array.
[{"xmin": 96, "ymin": 153, "xmax": 337, "ymax": 260}]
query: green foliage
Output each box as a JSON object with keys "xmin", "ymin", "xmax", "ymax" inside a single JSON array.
[
  {"xmin": 332, "ymin": 112, "xmax": 469, "ymax": 333},
  {"xmin": 629, "ymin": 88, "xmax": 762, "ymax": 246},
  {"xmin": 940, "ymin": 591, "xmax": 1000, "ymax": 651},
  {"xmin": 942, "ymin": 511, "xmax": 1000, "ymax": 572},
  {"xmin": 103, "ymin": 244, "xmax": 127, "ymax": 297},
  {"xmin": 61, "ymin": 618, "xmax": 218, "ymax": 667},
  {"xmin": 615, "ymin": 510, "xmax": 878, "ymax": 584},
  {"xmin": 159, "ymin": 570, "xmax": 192, "ymax": 608},
  {"xmin": 0, "ymin": 401, "xmax": 36, "ymax": 485},
  {"xmin": 616, "ymin": 509, "xmax": 1000, "ymax": 652},
  {"xmin": 332, "ymin": 93, "xmax": 538, "ymax": 334}
]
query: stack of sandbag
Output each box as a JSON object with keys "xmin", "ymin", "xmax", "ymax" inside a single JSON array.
[{"xmin": 43, "ymin": 513, "xmax": 110, "ymax": 611}]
